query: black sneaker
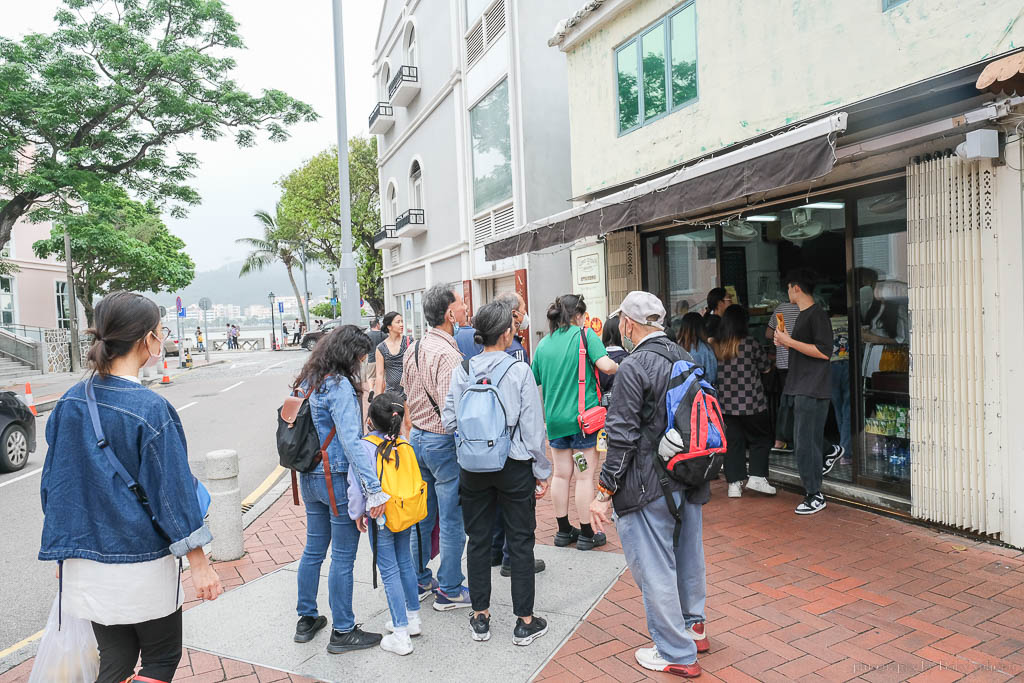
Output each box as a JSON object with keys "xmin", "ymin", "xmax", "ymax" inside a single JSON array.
[
  {"xmin": 822, "ymin": 446, "xmax": 844, "ymax": 476},
  {"xmin": 326, "ymin": 626, "xmax": 383, "ymax": 654},
  {"xmin": 795, "ymin": 493, "xmax": 827, "ymax": 515},
  {"xmin": 500, "ymin": 559, "xmax": 547, "ymax": 577},
  {"xmin": 554, "ymin": 527, "xmax": 580, "ymax": 547},
  {"xmin": 491, "ymin": 551, "xmax": 504, "ymax": 567},
  {"xmin": 294, "ymin": 615, "xmax": 327, "ymax": 643},
  {"xmin": 513, "ymin": 616, "xmax": 549, "ymax": 646},
  {"xmin": 577, "ymin": 532, "xmax": 607, "ymax": 551},
  {"xmin": 470, "ymin": 612, "xmax": 491, "ymax": 642}
]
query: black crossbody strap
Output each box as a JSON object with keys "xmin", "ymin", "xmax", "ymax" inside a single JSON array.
[{"xmin": 415, "ymin": 339, "xmax": 443, "ymax": 419}]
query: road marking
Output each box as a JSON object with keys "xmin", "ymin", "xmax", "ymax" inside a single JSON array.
[
  {"xmin": 220, "ymin": 381, "xmax": 244, "ymax": 393},
  {"xmin": 177, "ymin": 401, "xmax": 198, "ymax": 411},
  {"xmin": 0, "ymin": 467, "xmax": 42, "ymax": 490},
  {"xmin": 255, "ymin": 360, "xmax": 286, "ymax": 377},
  {"xmin": 0, "ymin": 628, "xmax": 44, "ymax": 659},
  {"xmin": 242, "ymin": 465, "xmax": 286, "ymax": 507}
]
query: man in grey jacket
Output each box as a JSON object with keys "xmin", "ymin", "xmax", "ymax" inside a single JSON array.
[{"xmin": 590, "ymin": 291, "xmax": 709, "ymax": 679}]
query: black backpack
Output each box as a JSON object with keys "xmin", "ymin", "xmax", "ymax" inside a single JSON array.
[{"xmin": 276, "ymin": 386, "xmax": 338, "ymax": 513}]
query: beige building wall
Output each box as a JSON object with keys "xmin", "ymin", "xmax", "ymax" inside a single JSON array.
[
  {"xmin": 563, "ymin": 0, "xmax": 1024, "ymax": 196},
  {"xmin": 6, "ymin": 218, "xmax": 71, "ymax": 330}
]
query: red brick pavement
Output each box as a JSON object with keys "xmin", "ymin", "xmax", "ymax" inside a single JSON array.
[{"xmin": 7, "ymin": 475, "xmax": 1024, "ymax": 682}]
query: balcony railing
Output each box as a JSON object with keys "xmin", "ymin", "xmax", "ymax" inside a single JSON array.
[
  {"xmin": 373, "ymin": 225, "xmax": 401, "ymax": 248},
  {"xmin": 368, "ymin": 102, "xmax": 394, "ymax": 134},
  {"xmin": 395, "ymin": 209, "xmax": 426, "ymax": 237},
  {"xmin": 388, "ymin": 65, "xmax": 420, "ymax": 106}
]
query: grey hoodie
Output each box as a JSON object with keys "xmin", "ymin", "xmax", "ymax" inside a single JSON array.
[{"xmin": 443, "ymin": 350, "xmax": 552, "ymax": 481}]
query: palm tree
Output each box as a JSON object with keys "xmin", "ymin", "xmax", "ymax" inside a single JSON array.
[{"xmin": 237, "ymin": 207, "xmax": 307, "ymax": 329}]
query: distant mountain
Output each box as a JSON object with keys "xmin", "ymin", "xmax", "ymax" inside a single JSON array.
[{"xmin": 151, "ymin": 259, "xmax": 336, "ymax": 309}]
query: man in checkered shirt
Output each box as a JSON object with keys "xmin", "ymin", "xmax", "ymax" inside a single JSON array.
[{"xmin": 402, "ymin": 284, "xmax": 474, "ymax": 609}]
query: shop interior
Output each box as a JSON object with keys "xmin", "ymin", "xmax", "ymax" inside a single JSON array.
[{"xmin": 642, "ymin": 180, "xmax": 910, "ymax": 498}]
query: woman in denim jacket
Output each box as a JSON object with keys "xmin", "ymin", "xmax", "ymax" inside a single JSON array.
[
  {"xmin": 39, "ymin": 292, "xmax": 223, "ymax": 683},
  {"xmin": 292, "ymin": 325, "xmax": 389, "ymax": 653}
]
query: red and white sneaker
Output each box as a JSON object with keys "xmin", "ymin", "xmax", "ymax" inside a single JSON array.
[
  {"xmin": 635, "ymin": 647, "xmax": 702, "ymax": 678},
  {"xmin": 687, "ymin": 622, "xmax": 710, "ymax": 653}
]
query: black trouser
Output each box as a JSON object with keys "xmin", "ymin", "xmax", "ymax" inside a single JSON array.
[
  {"xmin": 793, "ymin": 395, "xmax": 832, "ymax": 497},
  {"xmin": 723, "ymin": 412, "xmax": 772, "ymax": 483},
  {"xmin": 775, "ymin": 370, "xmax": 794, "ymax": 444},
  {"xmin": 92, "ymin": 608, "xmax": 182, "ymax": 682},
  {"xmin": 460, "ymin": 458, "xmax": 536, "ymax": 617},
  {"xmin": 491, "ymin": 504, "xmax": 508, "ymax": 564}
]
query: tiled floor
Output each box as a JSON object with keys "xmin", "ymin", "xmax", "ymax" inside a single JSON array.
[{"xmin": 5, "ymin": 468, "xmax": 1024, "ymax": 682}]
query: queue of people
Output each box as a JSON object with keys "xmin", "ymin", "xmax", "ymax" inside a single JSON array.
[{"xmin": 46, "ymin": 276, "xmax": 856, "ymax": 680}]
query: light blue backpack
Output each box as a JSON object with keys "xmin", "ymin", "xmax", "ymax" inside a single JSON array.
[{"xmin": 455, "ymin": 355, "xmax": 521, "ymax": 472}]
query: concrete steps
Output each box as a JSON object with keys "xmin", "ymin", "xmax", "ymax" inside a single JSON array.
[{"xmin": 0, "ymin": 357, "xmax": 42, "ymax": 381}]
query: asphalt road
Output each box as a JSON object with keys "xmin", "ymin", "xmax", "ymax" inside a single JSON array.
[{"xmin": 0, "ymin": 350, "xmax": 309, "ymax": 657}]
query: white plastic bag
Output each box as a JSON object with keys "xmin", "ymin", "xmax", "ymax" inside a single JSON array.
[{"xmin": 29, "ymin": 596, "xmax": 99, "ymax": 683}]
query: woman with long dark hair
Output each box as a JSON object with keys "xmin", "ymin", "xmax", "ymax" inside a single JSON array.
[
  {"xmin": 677, "ymin": 312, "xmax": 718, "ymax": 385},
  {"xmin": 374, "ymin": 311, "xmax": 409, "ymax": 400},
  {"xmin": 599, "ymin": 315, "xmax": 629, "ymax": 396},
  {"xmin": 39, "ymin": 292, "xmax": 223, "ymax": 683},
  {"xmin": 292, "ymin": 325, "xmax": 388, "ymax": 654},
  {"xmin": 712, "ymin": 305, "xmax": 776, "ymax": 499},
  {"xmin": 444, "ymin": 301, "xmax": 552, "ymax": 644},
  {"xmin": 531, "ymin": 295, "xmax": 618, "ymax": 551}
]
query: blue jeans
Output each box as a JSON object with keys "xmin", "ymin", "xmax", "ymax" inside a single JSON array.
[
  {"xmin": 615, "ymin": 491, "xmax": 705, "ymax": 665},
  {"xmin": 548, "ymin": 430, "xmax": 598, "ymax": 451},
  {"xmin": 296, "ymin": 472, "xmax": 361, "ymax": 632},
  {"xmin": 408, "ymin": 428, "xmax": 466, "ymax": 595},
  {"xmin": 372, "ymin": 524, "xmax": 420, "ymax": 628},
  {"xmin": 831, "ymin": 360, "xmax": 852, "ymax": 455}
]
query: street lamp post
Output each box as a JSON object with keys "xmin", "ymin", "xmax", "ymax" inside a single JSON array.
[
  {"xmin": 269, "ymin": 291, "xmax": 278, "ymax": 351},
  {"xmin": 299, "ymin": 242, "xmax": 311, "ymax": 330}
]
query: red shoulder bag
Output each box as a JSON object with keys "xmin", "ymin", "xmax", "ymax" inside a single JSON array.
[{"xmin": 577, "ymin": 328, "xmax": 607, "ymax": 435}]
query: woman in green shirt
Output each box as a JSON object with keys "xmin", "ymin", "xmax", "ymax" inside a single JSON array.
[{"xmin": 532, "ymin": 295, "xmax": 619, "ymax": 551}]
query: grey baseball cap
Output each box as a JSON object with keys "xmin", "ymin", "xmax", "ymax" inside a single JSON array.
[{"xmin": 611, "ymin": 291, "xmax": 666, "ymax": 329}]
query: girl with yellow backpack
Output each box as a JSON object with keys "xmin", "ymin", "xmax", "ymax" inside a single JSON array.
[{"xmin": 349, "ymin": 392, "xmax": 427, "ymax": 655}]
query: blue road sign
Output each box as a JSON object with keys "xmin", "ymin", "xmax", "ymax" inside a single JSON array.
[
  {"xmin": 331, "ymin": 297, "xmax": 338, "ymax": 305},
  {"xmin": 278, "ymin": 302, "xmax": 284, "ymax": 313},
  {"xmin": 177, "ymin": 308, "xmax": 186, "ymax": 318}
]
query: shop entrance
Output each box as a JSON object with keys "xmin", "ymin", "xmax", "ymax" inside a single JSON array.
[{"xmin": 641, "ymin": 179, "xmax": 910, "ymax": 500}]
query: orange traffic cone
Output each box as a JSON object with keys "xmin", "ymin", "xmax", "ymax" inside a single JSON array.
[
  {"xmin": 161, "ymin": 360, "xmax": 172, "ymax": 384},
  {"xmin": 25, "ymin": 382, "xmax": 37, "ymax": 416}
]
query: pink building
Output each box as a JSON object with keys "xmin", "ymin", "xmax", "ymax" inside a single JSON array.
[{"xmin": 3, "ymin": 216, "xmax": 82, "ymax": 331}]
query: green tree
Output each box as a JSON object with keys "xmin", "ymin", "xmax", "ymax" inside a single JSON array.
[
  {"xmin": 237, "ymin": 206, "xmax": 307, "ymax": 328},
  {"xmin": 32, "ymin": 184, "xmax": 194, "ymax": 325},
  {"xmin": 309, "ymin": 301, "xmax": 336, "ymax": 319},
  {"xmin": 277, "ymin": 136, "xmax": 383, "ymax": 315},
  {"xmin": 0, "ymin": 0, "xmax": 317, "ymax": 256}
]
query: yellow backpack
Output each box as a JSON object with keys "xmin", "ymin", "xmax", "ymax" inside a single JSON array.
[{"xmin": 362, "ymin": 434, "xmax": 428, "ymax": 533}]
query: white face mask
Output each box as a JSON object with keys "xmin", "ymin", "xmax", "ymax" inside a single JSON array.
[
  {"xmin": 143, "ymin": 331, "xmax": 163, "ymax": 368},
  {"xmin": 519, "ymin": 311, "xmax": 530, "ymax": 331}
]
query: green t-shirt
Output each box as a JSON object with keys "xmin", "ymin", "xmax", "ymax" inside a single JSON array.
[{"xmin": 531, "ymin": 326, "xmax": 608, "ymax": 440}]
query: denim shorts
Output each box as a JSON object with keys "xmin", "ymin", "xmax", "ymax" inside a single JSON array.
[{"xmin": 549, "ymin": 430, "xmax": 598, "ymax": 451}]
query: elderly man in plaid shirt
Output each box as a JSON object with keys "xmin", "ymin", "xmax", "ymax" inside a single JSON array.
[{"xmin": 403, "ymin": 284, "xmax": 474, "ymax": 610}]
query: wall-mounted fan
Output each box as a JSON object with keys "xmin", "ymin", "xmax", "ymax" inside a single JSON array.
[
  {"xmin": 782, "ymin": 207, "xmax": 823, "ymax": 244},
  {"xmin": 722, "ymin": 220, "xmax": 758, "ymax": 241},
  {"xmin": 868, "ymin": 193, "xmax": 905, "ymax": 214}
]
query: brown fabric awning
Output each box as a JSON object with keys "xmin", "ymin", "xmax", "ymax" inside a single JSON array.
[
  {"xmin": 976, "ymin": 51, "xmax": 1024, "ymax": 94},
  {"xmin": 485, "ymin": 115, "xmax": 844, "ymax": 261}
]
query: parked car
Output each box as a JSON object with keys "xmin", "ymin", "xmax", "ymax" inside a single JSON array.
[
  {"xmin": 299, "ymin": 319, "xmax": 342, "ymax": 351},
  {"xmin": 0, "ymin": 391, "xmax": 36, "ymax": 472},
  {"xmin": 162, "ymin": 326, "xmax": 181, "ymax": 357}
]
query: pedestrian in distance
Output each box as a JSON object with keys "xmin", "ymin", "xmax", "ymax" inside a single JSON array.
[
  {"xmin": 599, "ymin": 315, "xmax": 629, "ymax": 398},
  {"xmin": 351, "ymin": 393, "xmax": 425, "ymax": 656},
  {"xmin": 282, "ymin": 320, "xmax": 289, "ymax": 346},
  {"xmin": 401, "ymin": 284, "xmax": 474, "ymax": 609},
  {"xmin": 677, "ymin": 311, "xmax": 718, "ymax": 386},
  {"xmin": 226, "ymin": 323, "xmax": 233, "ymax": 350},
  {"xmin": 365, "ymin": 317, "xmax": 385, "ymax": 391},
  {"xmin": 590, "ymin": 291, "xmax": 708, "ymax": 678},
  {"xmin": 291, "ymin": 325, "xmax": 388, "ymax": 653},
  {"xmin": 766, "ymin": 298, "xmax": 801, "ymax": 453},
  {"xmin": 374, "ymin": 312, "xmax": 410, "ymax": 401},
  {"xmin": 444, "ymin": 301, "xmax": 553, "ymax": 645},
  {"xmin": 773, "ymin": 269, "xmax": 837, "ymax": 515},
  {"xmin": 713, "ymin": 304, "xmax": 777, "ymax": 499},
  {"xmin": 702, "ymin": 287, "xmax": 732, "ymax": 340},
  {"xmin": 39, "ymin": 291, "xmax": 223, "ymax": 683},
  {"xmin": 195, "ymin": 326, "xmax": 204, "ymax": 352},
  {"xmin": 231, "ymin": 324, "xmax": 240, "ymax": 350},
  {"xmin": 293, "ymin": 319, "xmax": 302, "ymax": 346},
  {"xmin": 531, "ymin": 294, "xmax": 618, "ymax": 551},
  {"xmin": 488, "ymin": 292, "xmax": 545, "ymax": 576}
]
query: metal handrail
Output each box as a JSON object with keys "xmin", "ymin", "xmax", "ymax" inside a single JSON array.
[
  {"xmin": 396, "ymin": 209, "xmax": 425, "ymax": 230},
  {"xmin": 0, "ymin": 327, "xmax": 39, "ymax": 367},
  {"xmin": 373, "ymin": 225, "xmax": 398, "ymax": 245},
  {"xmin": 369, "ymin": 102, "xmax": 394, "ymax": 127},
  {"xmin": 388, "ymin": 65, "xmax": 419, "ymax": 99}
]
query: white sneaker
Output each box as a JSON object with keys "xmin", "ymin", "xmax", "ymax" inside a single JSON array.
[
  {"xmin": 745, "ymin": 476, "xmax": 777, "ymax": 496},
  {"xmin": 385, "ymin": 614, "xmax": 422, "ymax": 636},
  {"xmin": 380, "ymin": 631, "xmax": 413, "ymax": 655},
  {"xmin": 727, "ymin": 482, "xmax": 743, "ymax": 498},
  {"xmin": 635, "ymin": 647, "xmax": 701, "ymax": 677}
]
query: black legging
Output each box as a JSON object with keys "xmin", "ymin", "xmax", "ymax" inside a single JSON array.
[{"xmin": 92, "ymin": 608, "xmax": 182, "ymax": 682}]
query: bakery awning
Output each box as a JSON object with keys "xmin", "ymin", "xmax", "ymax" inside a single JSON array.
[{"xmin": 484, "ymin": 112, "xmax": 848, "ymax": 261}]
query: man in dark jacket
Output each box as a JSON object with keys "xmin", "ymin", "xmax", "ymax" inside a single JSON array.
[{"xmin": 591, "ymin": 291, "xmax": 708, "ymax": 679}]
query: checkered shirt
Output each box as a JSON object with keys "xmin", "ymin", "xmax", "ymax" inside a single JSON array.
[
  {"xmin": 716, "ymin": 337, "xmax": 771, "ymax": 415},
  {"xmin": 401, "ymin": 327, "xmax": 461, "ymax": 434}
]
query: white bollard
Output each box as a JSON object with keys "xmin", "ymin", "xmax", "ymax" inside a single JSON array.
[{"xmin": 204, "ymin": 449, "xmax": 244, "ymax": 561}]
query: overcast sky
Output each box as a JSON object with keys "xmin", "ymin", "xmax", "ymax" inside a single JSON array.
[{"xmin": 6, "ymin": 0, "xmax": 383, "ymax": 271}]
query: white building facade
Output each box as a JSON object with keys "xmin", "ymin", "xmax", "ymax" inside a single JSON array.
[{"xmin": 371, "ymin": 0, "xmax": 576, "ymax": 351}]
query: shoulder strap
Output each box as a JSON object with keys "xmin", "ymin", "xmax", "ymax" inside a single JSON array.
[
  {"xmin": 415, "ymin": 338, "xmax": 443, "ymax": 418},
  {"xmin": 578, "ymin": 328, "xmax": 602, "ymax": 413},
  {"xmin": 85, "ymin": 377, "xmax": 171, "ymax": 544},
  {"xmin": 492, "ymin": 355, "xmax": 520, "ymax": 388}
]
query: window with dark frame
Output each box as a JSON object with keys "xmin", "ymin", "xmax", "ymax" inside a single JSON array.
[{"xmin": 882, "ymin": 0, "xmax": 909, "ymax": 10}]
